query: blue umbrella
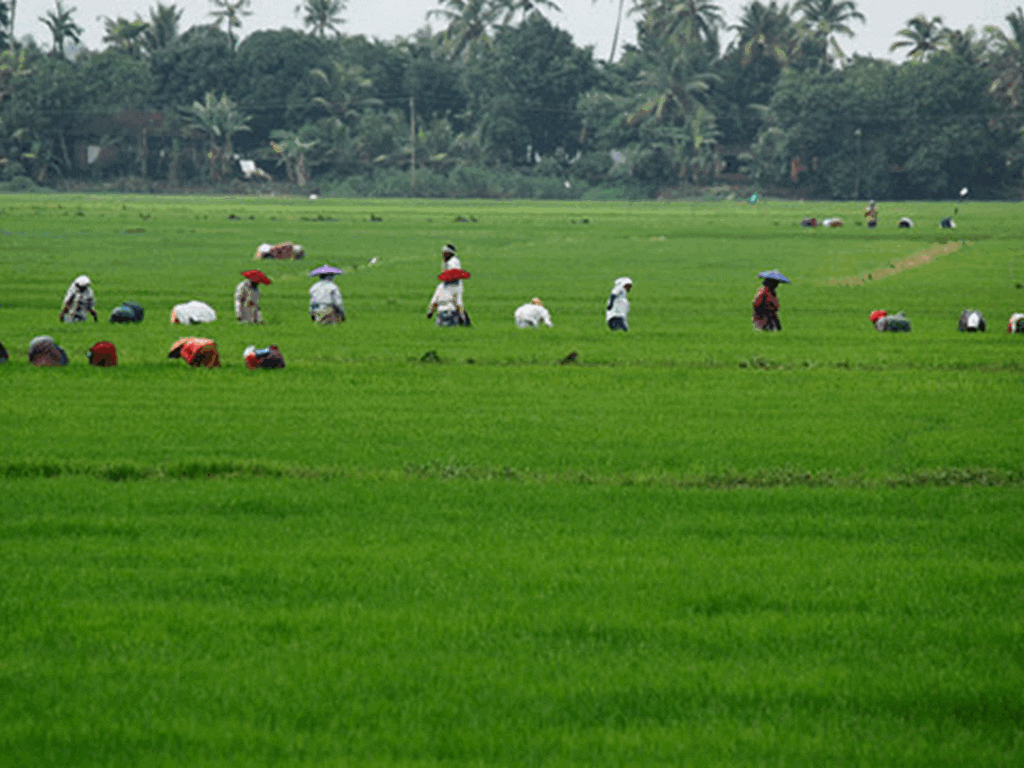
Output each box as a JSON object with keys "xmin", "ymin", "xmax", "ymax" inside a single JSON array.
[{"xmin": 758, "ymin": 269, "xmax": 790, "ymax": 284}]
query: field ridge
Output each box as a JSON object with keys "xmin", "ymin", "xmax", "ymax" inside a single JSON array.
[{"xmin": 4, "ymin": 458, "xmax": 1022, "ymax": 489}]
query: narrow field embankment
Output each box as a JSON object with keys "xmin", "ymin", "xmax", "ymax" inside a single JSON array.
[{"xmin": 830, "ymin": 241, "xmax": 966, "ymax": 286}]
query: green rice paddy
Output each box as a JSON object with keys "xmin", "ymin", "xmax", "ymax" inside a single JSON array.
[{"xmin": 1, "ymin": 194, "xmax": 1022, "ymax": 765}]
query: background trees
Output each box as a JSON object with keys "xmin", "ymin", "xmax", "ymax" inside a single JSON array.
[{"xmin": 1, "ymin": 0, "xmax": 1024, "ymax": 198}]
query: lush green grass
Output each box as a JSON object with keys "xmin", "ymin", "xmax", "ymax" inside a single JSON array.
[{"xmin": 1, "ymin": 194, "xmax": 1022, "ymax": 765}]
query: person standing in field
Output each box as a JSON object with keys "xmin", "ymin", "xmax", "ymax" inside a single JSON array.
[
  {"xmin": 59, "ymin": 275, "xmax": 98, "ymax": 323},
  {"xmin": 235, "ymin": 270, "xmax": 270, "ymax": 324},
  {"xmin": 514, "ymin": 297, "xmax": 553, "ymax": 328},
  {"xmin": 752, "ymin": 270, "xmax": 789, "ymax": 331},
  {"xmin": 605, "ymin": 277, "xmax": 632, "ymax": 331},
  {"xmin": 428, "ymin": 277, "xmax": 467, "ymax": 326},
  {"xmin": 308, "ymin": 264, "xmax": 345, "ymax": 324}
]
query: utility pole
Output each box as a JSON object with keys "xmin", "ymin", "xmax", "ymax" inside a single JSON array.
[{"xmin": 409, "ymin": 95, "xmax": 416, "ymax": 196}]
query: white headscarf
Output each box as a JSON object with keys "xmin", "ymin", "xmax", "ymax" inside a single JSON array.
[
  {"xmin": 613, "ymin": 276, "xmax": 633, "ymax": 292},
  {"xmin": 63, "ymin": 275, "xmax": 92, "ymax": 305}
]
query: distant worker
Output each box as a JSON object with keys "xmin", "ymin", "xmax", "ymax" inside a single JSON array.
[
  {"xmin": 864, "ymin": 200, "xmax": 878, "ymax": 228},
  {"xmin": 28, "ymin": 335, "xmax": 69, "ymax": 366},
  {"xmin": 308, "ymin": 264, "xmax": 345, "ymax": 324},
  {"xmin": 898, "ymin": 217, "xmax": 914, "ymax": 228},
  {"xmin": 168, "ymin": 337, "xmax": 220, "ymax": 367},
  {"xmin": 428, "ymin": 274, "xmax": 468, "ymax": 327},
  {"xmin": 1007, "ymin": 313, "xmax": 1024, "ymax": 333},
  {"xmin": 606, "ymin": 277, "xmax": 632, "ymax": 331},
  {"xmin": 958, "ymin": 309, "xmax": 986, "ymax": 332},
  {"xmin": 59, "ymin": 275, "xmax": 98, "ymax": 323},
  {"xmin": 752, "ymin": 270, "xmax": 789, "ymax": 331},
  {"xmin": 235, "ymin": 269, "xmax": 270, "ymax": 324},
  {"xmin": 255, "ymin": 242, "xmax": 304, "ymax": 260},
  {"xmin": 870, "ymin": 309, "xmax": 911, "ymax": 332},
  {"xmin": 514, "ymin": 297, "xmax": 553, "ymax": 328}
]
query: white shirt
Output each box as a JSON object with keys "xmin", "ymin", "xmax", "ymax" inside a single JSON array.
[
  {"xmin": 443, "ymin": 255, "xmax": 461, "ymax": 271},
  {"xmin": 606, "ymin": 288, "xmax": 630, "ymax": 322},
  {"xmin": 309, "ymin": 279, "xmax": 344, "ymax": 313},
  {"xmin": 430, "ymin": 281, "xmax": 463, "ymax": 311},
  {"xmin": 514, "ymin": 303, "xmax": 553, "ymax": 328},
  {"xmin": 234, "ymin": 281, "xmax": 262, "ymax": 323}
]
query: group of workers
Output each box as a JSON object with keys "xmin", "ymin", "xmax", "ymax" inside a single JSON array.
[{"xmin": 15, "ymin": 230, "xmax": 1021, "ymax": 368}]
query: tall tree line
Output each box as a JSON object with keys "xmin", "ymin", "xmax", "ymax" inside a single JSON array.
[{"xmin": 1, "ymin": 0, "xmax": 1023, "ymax": 199}]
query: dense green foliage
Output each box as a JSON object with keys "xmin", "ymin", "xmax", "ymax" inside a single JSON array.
[
  {"xmin": 3, "ymin": 1, "xmax": 1024, "ymax": 198},
  {"xmin": 1, "ymin": 194, "xmax": 1023, "ymax": 764}
]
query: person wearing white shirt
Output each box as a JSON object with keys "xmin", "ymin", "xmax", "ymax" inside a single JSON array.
[
  {"xmin": 309, "ymin": 275, "xmax": 345, "ymax": 324},
  {"xmin": 514, "ymin": 297, "xmax": 553, "ymax": 328},
  {"xmin": 605, "ymin": 277, "xmax": 632, "ymax": 331},
  {"xmin": 427, "ymin": 280, "xmax": 466, "ymax": 326}
]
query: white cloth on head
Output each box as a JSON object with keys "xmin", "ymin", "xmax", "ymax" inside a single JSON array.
[{"xmin": 514, "ymin": 303, "xmax": 553, "ymax": 328}]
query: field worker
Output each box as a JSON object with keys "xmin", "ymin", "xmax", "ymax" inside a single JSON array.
[
  {"xmin": 871, "ymin": 310, "xmax": 911, "ymax": 332},
  {"xmin": 1007, "ymin": 313, "xmax": 1024, "ymax": 333},
  {"xmin": 308, "ymin": 264, "xmax": 345, "ymax": 324},
  {"xmin": 254, "ymin": 243, "xmax": 272, "ymax": 260},
  {"xmin": 514, "ymin": 297, "xmax": 553, "ymax": 328},
  {"xmin": 865, "ymin": 200, "xmax": 878, "ymax": 228},
  {"xmin": 28, "ymin": 335, "xmax": 69, "ymax": 366},
  {"xmin": 958, "ymin": 309, "xmax": 986, "ymax": 332},
  {"xmin": 171, "ymin": 301, "xmax": 217, "ymax": 325},
  {"xmin": 235, "ymin": 269, "xmax": 270, "ymax": 324},
  {"xmin": 428, "ymin": 277, "xmax": 467, "ymax": 327},
  {"xmin": 59, "ymin": 275, "xmax": 98, "ymax": 323},
  {"xmin": 752, "ymin": 270, "xmax": 789, "ymax": 331},
  {"xmin": 168, "ymin": 337, "xmax": 221, "ymax": 367},
  {"xmin": 898, "ymin": 217, "xmax": 914, "ymax": 228},
  {"xmin": 605, "ymin": 277, "xmax": 632, "ymax": 331}
]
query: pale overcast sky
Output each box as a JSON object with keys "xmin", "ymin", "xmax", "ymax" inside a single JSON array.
[{"xmin": 14, "ymin": 0, "xmax": 1024, "ymax": 62}]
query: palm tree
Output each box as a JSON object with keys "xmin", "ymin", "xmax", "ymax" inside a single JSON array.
[
  {"xmin": 794, "ymin": 0, "xmax": 864, "ymax": 63},
  {"xmin": 428, "ymin": 0, "xmax": 501, "ymax": 60},
  {"xmin": 309, "ymin": 60, "xmax": 382, "ymax": 129},
  {"xmin": 494, "ymin": 0, "xmax": 560, "ymax": 25},
  {"xmin": 889, "ymin": 14, "xmax": 947, "ymax": 62},
  {"xmin": 208, "ymin": 0, "xmax": 251, "ymax": 49},
  {"xmin": 635, "ymin": 0, "xmax": 724, "ymax": 50},
  {"xmin": 296, "ymin": 0, "xmax": 345, "ymax": 38},
  {"xmin": 39, "ymin": 1, "xmax": 82, "ymax": 57},
  {"xmin": 987, "ymin": 7, "xmax": 1024, "ymax": 108},
  {"xmin": 102, "ymin": 15, "xmax": 149, "ymax": 56},
  {"xmin": 628, "ymin": 40, "xmax": 720, "ymax": 126},
  {"xmin": 181, "ymin": 91, "xmax": 251, "ymax": 182},
  {"xmin": 143, "ymin": 3, "xmax": 183, "ymax": 54},
  {"xmin": 732, "ymin": 0, "xmax": 797, "ymax": 66}
]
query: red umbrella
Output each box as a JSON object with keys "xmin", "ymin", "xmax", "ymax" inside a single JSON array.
[
  {"xmin": 438, "ymin": 268, "xmax": 471, "ymax": 282},
  {"xmin": 242, "ymin": 269, "xmax": 272, "ymax": 285}
]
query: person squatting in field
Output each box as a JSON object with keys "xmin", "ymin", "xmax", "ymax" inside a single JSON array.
[
  {"xmin": 606, "ymin": 277, "xmax": 632, "ymax": 331},
  {"xmin": 60, "ymin": 275, "xmax": 98, "ymax": 323},
  {"xmin": 514, "ymin": 297, "xmax": 553, "ymax": 328},
  {"xmin": 752, "ymin": 270, "xmax": 789, "ymax": 331},
  {"xmin": 235, "ymin": 270, "xmax": 271, "ymax": 324},
  {"xmin": 308, "ymin": 265, "xmax": 345, "ymax": 324}
]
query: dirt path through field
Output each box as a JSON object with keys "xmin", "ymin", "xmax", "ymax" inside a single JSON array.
[{"xmin": 829, "ymin": 241, "xmax": 967, "ymax": 286}]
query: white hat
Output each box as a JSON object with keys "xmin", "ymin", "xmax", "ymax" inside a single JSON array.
[
  {"xmin": 258, "ymin": 243, "xmax": 272, "ymax": 254},
  {"xmin": 74, "ymin": 275, "xmax": 91, "ymax": 288}
]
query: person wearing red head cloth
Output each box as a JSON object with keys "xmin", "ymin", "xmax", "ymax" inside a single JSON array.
[{"xmin": 235, "ymin": 270, "xmax": 270, "ymax": 324}]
